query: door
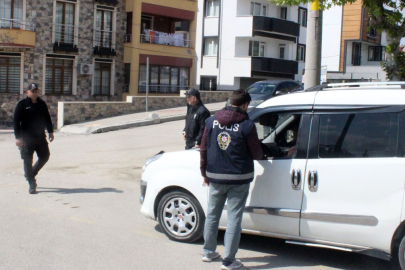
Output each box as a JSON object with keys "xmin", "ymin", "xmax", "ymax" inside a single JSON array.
[
  {"xmin": 221, "ymin": 111, "xmax": 311, "ymax": 236},
  {"xmin": 300, "ymin": 108, "xmax": 405, "ymax": 251}
]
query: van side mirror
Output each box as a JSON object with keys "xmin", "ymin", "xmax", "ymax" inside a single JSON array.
[{"xmin": 275, "ymin": 91, "xmax": 282, "ymax": 95}]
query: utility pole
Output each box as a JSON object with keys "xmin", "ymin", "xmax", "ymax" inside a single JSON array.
[
  {"xmin": 305, "ymin": 0, "xmax": 323, "ymax": 89},
  {"xmin": 146, "ymin": 57, "xmax": 149, "ymax": 112}
]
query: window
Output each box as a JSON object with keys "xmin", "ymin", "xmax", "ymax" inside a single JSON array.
[
  {"xmin": 94, "ymin": 62, "xmax": 111, "ymax": 95},
  {"xmin": 200, "ymin": 76, "xmax": 217, "ymax": 91},
  {"xmin": 279, "ymin": 44, "xmax": 285, "ymax": 59},
  {"xmin": 95, "ymin": 8, "xmax": 113, "ymax": 48},
  {"xmin": 0, "ymin": 56, "xmax": 20, "ymax": 93},
  {"xmin": 367, "ymin": 19, "xmax": 377, "ymax": 37},
  {"xmin": 204, "ymin": 37, "xmax": 218, "ymax": 56},
  {"xmin": 45, "ymin": 58, "xmax": 73, "ymax": 95},
  {"xmin": 280, "ymin": 7, "xmax": 287, "ymax": 20},
  {"xmin": 319, "ymin": 113, "xmax": 399, "ymax": 158},
  {"xmin": 126, "ymin": 12, "xmax": 132, "ymax": 42},
  {"xmin": 298, "ymin": 8, "xmax": 307, "ymax": 27},
  {"xmin": 55, "ymin": 1, "xmax": 75, "ymax": 44},
  {"xmin": 138, "ymin": 65, "xmax": 189, "ymax": 93},
  {"xmin": 368, "ymin": 46, "xmax": 383, "ymax": 61},
  {"xmin": 206, "ymin": 0, "xmax": 219, "ymax": 17},
  {"xmin": 297, "ymin": 44, "xmax": 305, "ymax": 61},
  {"xmin": 124, "ymin": 63, "xmax": 130, "ymax": 92},
  {"xmin": 352, "ymin": 42, "xmax": 361, "ymax": 66},
  {"xmin": 250, "ymin": 2, "xmax": 267, "ymax": 16},
  {"xmin": 0, "ymin": 0, "xmax": 23, "ymax": 29},
  {"xmin": 249, "ymin": 41, "xmax": 265, "ymax": 57}
]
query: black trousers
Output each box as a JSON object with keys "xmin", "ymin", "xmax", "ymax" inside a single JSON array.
[
  {"xmin": 20, "ymin": 136, "xmax": 50, "ymax": 182},
  {"xmin": 185, "ymin": 138, "xmax": 196, "ymax": 150}
]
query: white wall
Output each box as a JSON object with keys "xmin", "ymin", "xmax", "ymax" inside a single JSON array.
[
  {"xmin": 321, "ymin": 5, "xmax": 342, "ymax": 72},
  {"xmin": 204, "ymin": 18, "xmax": 219, "ymax": 36}
]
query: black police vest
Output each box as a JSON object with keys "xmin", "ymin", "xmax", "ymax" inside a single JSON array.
[{"xmin": 205, "ymin": 116, "xmax": 255, "ymax": 184}]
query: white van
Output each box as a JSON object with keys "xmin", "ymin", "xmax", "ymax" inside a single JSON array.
[{"xmin": 140, "ymin": 82, "xmax": 405, "ymax": 268}]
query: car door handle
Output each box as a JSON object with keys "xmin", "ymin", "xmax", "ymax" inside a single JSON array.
[
  {"xmin": 308, "ymin": 170, "xmax": 318, "ymax": 192},
  {"xmin": 291, "ymin": 169, "xmax": 301, "ymax": 190}
]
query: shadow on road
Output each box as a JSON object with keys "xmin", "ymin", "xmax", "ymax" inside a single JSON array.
[
  {"xmin": 154, "ymin": 224, "xmax": 395, "ymax": 270},
  {"xmin": 36, "ymin": 187, "xmax": 124, "ymax": 194}
]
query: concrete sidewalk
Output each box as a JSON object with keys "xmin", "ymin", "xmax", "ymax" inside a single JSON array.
[{"xmin": 59, "ymin": 101, "xmax": 226, "ymax": 135}]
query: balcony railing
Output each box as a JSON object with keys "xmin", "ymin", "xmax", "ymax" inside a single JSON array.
[
  {"xmin": 140, "ymin": 30, "xmax": 192, "ymax": 48},
  {"xmin": 138, "ymin": 84, "xmax": 190, "ymax": 94},
  {"xmin": 0, "ymin": 18, "xmax": 35, "ymax": 31},
  {"xmin": 251, "ymin": 57, "xmax": 298, "ymax": 77},
  {"xmin": 125, "ymin": 34, "xmax": 132, "ymax": 43},
  {"xmin": 54, "ymin": 23, "xmax": 79, "ymax": 44},
  {"xmin": 94, "ymin": 29, "xmax": 115, "ymax": 48},
  {"xmin": 253, "ymin": 16, "xmax": 300, "ymax": 38}
]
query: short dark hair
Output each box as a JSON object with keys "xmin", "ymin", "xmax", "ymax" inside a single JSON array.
[{"xmin": 229, "ymin": 89, "xmax": 251, "ymax": 106}]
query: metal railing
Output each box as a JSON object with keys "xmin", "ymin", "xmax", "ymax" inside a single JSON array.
[
  {"xmin": 94, "ymin": 29, "xmax": 115, "ymax": 48},
  {"xmin": 0, "ymin": 18, "xmax": 35, "ymax": 31},
  {"xmin": 138, "ymin": 84, "xmax": 190, "ymax": 94},
  {"xmin": 124, "ymin": 84, "xmax": 130, "ymax": 93},
  {"xmin": 54, "ymin": 23, "xmax": 79, "ymax": 44},
  {"xmin": 140, "ymin": 33, "xmax": 192, "ymax": 48},
  {"xmin": 125, "ymin": 34, "xmax": 132, "ymax": 42}
]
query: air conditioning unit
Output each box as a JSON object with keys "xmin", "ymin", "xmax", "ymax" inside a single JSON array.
[{"xmin": 78, "ymin": 64, "xmax": 93, "ymax": 75}]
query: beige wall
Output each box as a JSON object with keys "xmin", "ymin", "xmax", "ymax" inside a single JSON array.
[
  {"xmin": 0, "ymin": 29, "xmax": 35, "ymax": 47},
  {"xmin": 124, "ymin": 0, "xmax": 198, "ymax": 99}
]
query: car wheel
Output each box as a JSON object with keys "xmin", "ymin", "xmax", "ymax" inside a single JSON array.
[
  {"xmin": 396, "ymin": 235, "xmax": 405, "ymax": 270},
  {"xmin": 157, "ymin": 191, "xmax": 205, "ymax": 243}
]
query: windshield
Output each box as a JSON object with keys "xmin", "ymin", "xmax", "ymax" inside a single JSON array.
[{"xmin": 246, "ymin": 83, "xmax": 276, "ymax": 95}]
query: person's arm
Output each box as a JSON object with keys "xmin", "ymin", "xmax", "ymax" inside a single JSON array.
[
  {"xmin": 44, "ymin": 103, "xmax": 54, "ymax": 142},
  {"xmin": 195, "ymin": 110, "xmax": 210, "ymax": 147},
  {"xmin": 247, "ymin": 125, "xmax": 265, "ymax": 160},
  {"xmin": 200, "ymin": 127, "xmax": 208, "ymax": 177},
  {"xmin": 13, "ymin": 102, "xmax": 23, "ymax": 142}
]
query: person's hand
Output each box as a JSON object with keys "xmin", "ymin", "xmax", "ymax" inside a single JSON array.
[
  {"xmin": 194, "ymin": 144, "xmax": 200, "ymax": 148},
  {"xmin": 15, "ymin": 139, "xmax": 23, "ymax": 148},
  {"xmin": 203, "ymin": 177, "xmax": 209, "ymax": 187},
  {"xmin": 183, "ymin": 133, "xmax": 186, "ymax": 140},
  {"xmin": 49, "ymin": 133, "xmax": 54, "ymax": 142}
]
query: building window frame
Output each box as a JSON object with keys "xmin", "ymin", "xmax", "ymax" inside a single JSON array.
[
  {"xmin": 279, "ymin": 44, "xmax": 286, "ymax": 59},
  {"xmin": 297, "ymin": 44, "xmax": 305, "ymax": 62},
  {"xmin": 0, "ymin": 53, "xmax": 23, "ymax": 94},
  {"xmin": 205, "ymin": 0, "xmax": 219, "ymax": 17},
  {"xmin": 92, "ymin": 59, "xmax": 115, "ymax": 96},
  {"xmin": 93, "ymin": 4, "xmax": 117, "ymax": 50},
  {"xmin": 0, "ymin": 0, "xmax": 24, "ymax": 29},
  {"xmin": 204, "ymin": 37, "xmax": 218, "ymax": 56},
  {"xmin": 250, "ymin": 2, "xmax": 267, "ymax": 16},
  {"xmin": 352, "ymin": 42, "xmax": 361, "ymax": 66},
  {"xmin": 200, "ymin": 76, "xmax": 217, "ymax": 91},
  {"xmin": 44, "ymin": 55, "xmax": 77, "ymax": 95},
  {"xmin": 52, "ymin": 0, "xmax": 79, "ymax": 45},
  {"xmin": 368, "ymin": 46, "xmax": 383, "ymax": 61},
  {"xmin": 249, "ymin": 40, "xmax": 265, "ymax": 57},
  {"xmin": 280, "ymin": 7, "xmax": 287, "ymax": 20},
  {"xmin": 298, "ymin": 7, "xmax": 307, "ymax": 27}
]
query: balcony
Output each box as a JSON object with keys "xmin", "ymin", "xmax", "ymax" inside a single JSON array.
[
  {"xmin": 140, "ymin": 30, "xmax": 192, "ymax": 48},
  {"xmin": 252, "ymin": 16, "xmax": 300, "ymax": 42},
  {"xmin": 53, "ymin": 24, "xmax": 79, "ymax": 53},
  {"xmin": 251, "ymin": 57, "xmax": 298, "ymax": 79},
  {"xmin": 0, "ymin": 18, "xmax": 36, "ymax": 48},
  {"xmin": 94, "ymin": 29, "xmax": 116, "ymax": 56}
]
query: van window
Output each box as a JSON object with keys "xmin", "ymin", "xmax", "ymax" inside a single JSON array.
[{"xmin": 319, "ymin": 113, "xmax": 399, "ymax": 158}]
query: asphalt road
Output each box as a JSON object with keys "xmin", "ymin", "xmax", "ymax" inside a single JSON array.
[{"xmin": 0, "ymin": 121, "xmax": 396, "ymax": 270}]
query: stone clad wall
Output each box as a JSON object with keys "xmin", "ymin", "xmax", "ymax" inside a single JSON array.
[{"xmin": 58, "ymin": 91, "xmax": 231, "ymax": 128}]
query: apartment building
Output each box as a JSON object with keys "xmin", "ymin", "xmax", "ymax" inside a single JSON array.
[
  {"xmin": 195, "ymin": 0, "xmax": 307, "ymax": 91},
  {"xmin": 322, "ymin": 0, "xmax": 388, "ymax": 82},
  {"xmin": 0, "ymin": 0, "xmax": 126, "ymax": 125},
  {"xmin": 124, "ymin": 0, "xmax": 197, "ymax": 96}
]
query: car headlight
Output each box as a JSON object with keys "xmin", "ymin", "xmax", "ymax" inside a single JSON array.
[
  {"xmin": 249, "ymin": 100, "xmax": 265, "ymax": 107},
  {"xmin": 142, "ymin": 152, "xmax": 164, "ymax": 172}
]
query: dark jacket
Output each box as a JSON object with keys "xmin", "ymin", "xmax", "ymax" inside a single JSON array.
[
  {"xmin": 183, "ymin": 101, "xmax": 211, "ymax": 147},
  {"xmin": 14, "ymin": 97, "xmax": 53, "ymax": 139},
  {"xmin": 200, "ymin": 106, "xmax": 264, "ymax": 185}
]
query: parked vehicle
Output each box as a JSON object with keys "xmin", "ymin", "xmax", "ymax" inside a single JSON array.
[
  {"xmin": 140, "ymin": 82, "xmax": 405, "ymax": 268},
  {"xmin": 225, "ymin": 80, "xmax": 303, "ymax": 111}
]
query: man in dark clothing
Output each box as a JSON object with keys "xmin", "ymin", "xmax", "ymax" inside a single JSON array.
[
  {"xmin": 183, "ymin": 88, "xmax": 211, "ymax": 150},
  {"xmin": 200, "ymin": 89, "xmax": 264, "ymax": 270},
  {"xmin": 14, "ymin": 83, "xmax": 54, "ymax": 194}
]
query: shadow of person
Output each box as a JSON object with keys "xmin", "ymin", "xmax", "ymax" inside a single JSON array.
[{"xmin": 36, "ymin": 187, "xmax": 123, "ymax": 194}]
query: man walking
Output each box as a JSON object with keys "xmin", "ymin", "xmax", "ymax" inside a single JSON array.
[
  {"xmin": 14, "ymin": 83, "xmax": 54, "ymax": 194},
  {"xmin": 200, "ymin": 89, "xmax": 264, "ymax": 270},
  {"xmin": 183, "ymin": 88, "xmax": 210, "ymax": 149}
]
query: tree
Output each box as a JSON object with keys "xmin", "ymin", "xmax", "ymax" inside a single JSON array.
[{"xmin": 269, "ymin": 0, "xmax": 405, "ymax": 80}]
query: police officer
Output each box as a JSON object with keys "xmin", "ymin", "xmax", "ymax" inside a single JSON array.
[
  {"xmin": 183, "ymin": 88, "xmax": 210, "ymax": 149},
  {"xmin": 14, "ymin": 83, "xmax": 54, "ymax": 194},
  {"xmin": 199, "ymin": 89, "xmax": 264, "ymax": 270}
]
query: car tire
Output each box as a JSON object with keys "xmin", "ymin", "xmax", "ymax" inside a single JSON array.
[{"xmin": 157, "ymin": 191, "xmax": 205, "ymax": 243}]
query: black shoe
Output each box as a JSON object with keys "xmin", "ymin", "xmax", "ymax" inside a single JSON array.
[{"xmin": 28, "ymin": 181, "xmax": 36, "ymax": 194}]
